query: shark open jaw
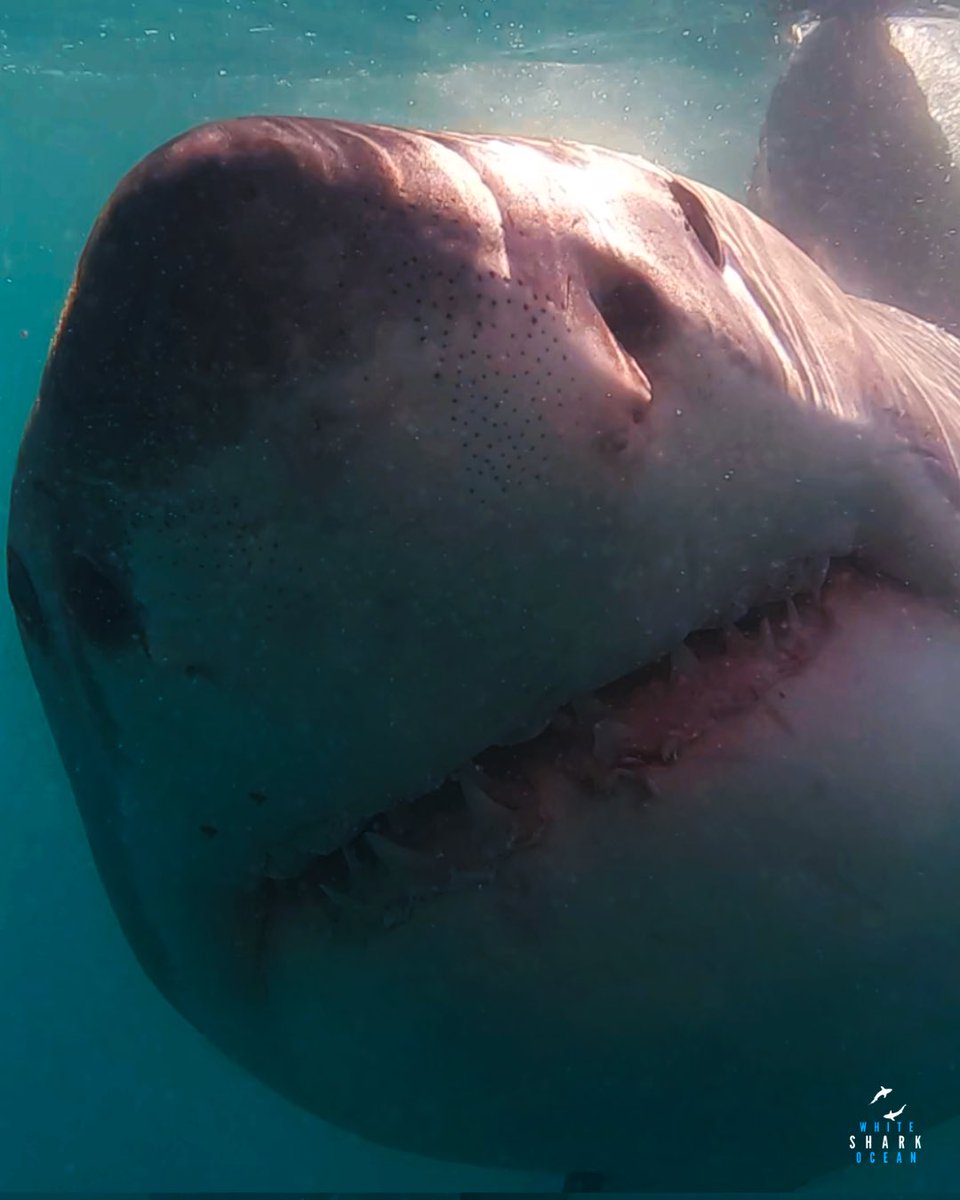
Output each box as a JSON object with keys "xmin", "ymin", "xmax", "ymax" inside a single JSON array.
[
  {"xmin": 264, "ymin": 555, "xmax": 837, "ymax": 933},
  {"xmin": 9, "ymin": 116, "xmax": 960, "ymax": 1189}
]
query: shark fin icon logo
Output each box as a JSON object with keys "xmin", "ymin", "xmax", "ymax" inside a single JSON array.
[
  {"xmin": 850, "ymin": 1085, "xmax": 921, "ymax": 1166},
  {"xmin": 870, "ymin": 1085, "xmax": 906, "ymax": 1120}
]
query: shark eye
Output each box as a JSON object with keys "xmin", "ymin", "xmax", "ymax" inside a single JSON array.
[
  {"xmin": 669, "ymin": 180, "xmax": 724, "ymax": 270},
  {"xmin": 62, "ymin": 551, "xmax": 144, "ymax": 651}
]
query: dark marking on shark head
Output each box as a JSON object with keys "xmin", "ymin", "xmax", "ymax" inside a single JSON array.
[
  {"xmin": 42, "ymin": 119, "xmax": 497, "ymax": 489},
  {"xmin": 6, "ymin": 544, "xmax": 49, "ymax": 650},
  {"xmin": 61, "ymin": 551, "xmax": 145, "ymax": 653}
]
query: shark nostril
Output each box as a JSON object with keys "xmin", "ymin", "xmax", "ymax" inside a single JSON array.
[
  {"xmin": 62, "ymin": 551, "xmax": 144, "ymax": 652},
  {"xmin": 7, "ymin": 546, "xmax": 50, "ymax": 650}
]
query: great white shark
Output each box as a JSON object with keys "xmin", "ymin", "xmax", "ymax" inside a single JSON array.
[
  {"xmin": 8, "ymin": 116, "xmax": 960, "ymax": 1189},
  {"xmin": 754, "ymin": 2, "xmax": 960, "ymax": 333}
]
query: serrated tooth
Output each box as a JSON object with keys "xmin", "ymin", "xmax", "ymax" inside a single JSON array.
[
  {"xmin": 670, "ymin": 642, "xmax": 699, "ymax": 680},
  {"xmin": 808, "ymin": 556, "xmax": 829, "ymax": 602},
  {"xmin": 785, "ymin": 596, "xmax": 801, "ymax": 630},
  {"xmin": 592, "ymin": 718, "xmax": 634, "ymax": 767},
  {"xmin": 455, "ymin": 769, "xmax": 515, "ymax": 836},
  {"xmin": 613, "ymin": 763, "xmax": 660, "ymax": 799},
  {"xmin": 779, "ymin": 557, "xmax": 824, "ymax": 600},
  {"xmin": 363, "ymin": 832, "xmax": 439, "ymax": 881},
  {"xmin": 640, "ymin": 770, "xmax": 660, "ymax": 799},
  {"xmin": 316, "ymin": 883, "xmax": 366, "ymax": 913},
  {"xmin": 759, "ymin": 615, "xmax": 776, "ymax": 656},
  {"xmin": 342, "ymin": 843, "xmax": 364, "ymax": 876}
]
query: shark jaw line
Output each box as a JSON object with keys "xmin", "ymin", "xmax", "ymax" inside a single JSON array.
[{"xmin": 252, "ymin": 551, "xmax": 841, "ymax": 935}]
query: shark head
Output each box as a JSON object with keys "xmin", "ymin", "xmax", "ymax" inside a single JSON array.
[{"xmin": 8, "ymin": 117, "xmax": 960, "ymax": 1188}]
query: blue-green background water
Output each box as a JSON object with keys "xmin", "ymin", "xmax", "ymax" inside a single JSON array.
[{"xmin": 4, "ymin": 2, "xmax": 940, "ymax": 1191}]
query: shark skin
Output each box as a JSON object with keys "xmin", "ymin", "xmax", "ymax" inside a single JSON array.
[{"xmin": 8, "ymin": 117, "xmax": 960, "ymax": 1189}]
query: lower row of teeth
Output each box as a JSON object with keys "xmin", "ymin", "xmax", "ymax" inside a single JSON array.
[
  {"xmin": 268, "ymin": 576, "xmax": 826, "ymax": 929},
  {"xmin": 290, "ymin": 766, "xmax": 547, "ymax": 930}
]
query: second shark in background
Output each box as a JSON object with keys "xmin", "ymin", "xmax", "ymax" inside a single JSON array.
[{"xmin": 755, "ymin": 1, "xmax": 960, "ymax": 333}]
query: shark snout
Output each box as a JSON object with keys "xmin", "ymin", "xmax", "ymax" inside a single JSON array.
[
  {"xmin": 39, "ymin": 117, "xmax": 517, "ymax": 488},
  {"xmin": 9, "ymin": 118, "xmax": 685, "ymax": 892}
]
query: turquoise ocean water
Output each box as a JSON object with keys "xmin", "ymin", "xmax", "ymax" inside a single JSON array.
[{"xmin": 5, "ymin": 2, "xmax": 955, "ymax": 1192}]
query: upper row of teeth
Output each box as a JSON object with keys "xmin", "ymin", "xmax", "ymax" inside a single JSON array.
[
  {"xmin": 728, "ymin": 554, "xmax": 829, "ymax": 618},
  {"xmin": 301, "ymin": 766, "xmax": 528, "ymax": 926},
  {"xmin": 280, "ymin": 556, "xmax": 831, "ymax": 925}
]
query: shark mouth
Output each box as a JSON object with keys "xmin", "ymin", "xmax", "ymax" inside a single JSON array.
[{"xmin": 258, "ymin": 554, "xmax": 840, "ymax": 934}]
